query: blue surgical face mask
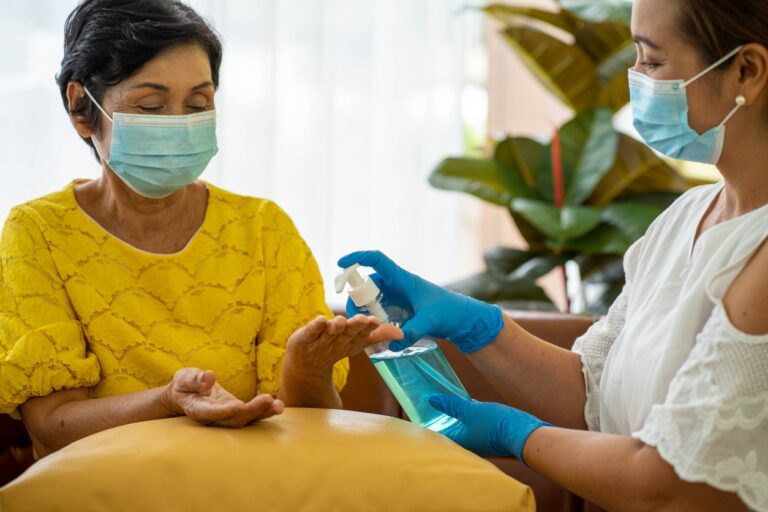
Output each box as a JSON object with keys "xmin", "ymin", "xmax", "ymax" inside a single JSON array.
[
  {"xmin": 628, "ymin": 46, "xmax": 745, "ymax": 165},
  {"xmin": 83, "ymin": 86, "xmax": 218, "ymax": 198}
]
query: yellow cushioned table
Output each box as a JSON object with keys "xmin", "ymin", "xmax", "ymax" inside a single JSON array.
[{"xmin": 0, "ymin": 409, "xmax": 534, "ymax": 512}]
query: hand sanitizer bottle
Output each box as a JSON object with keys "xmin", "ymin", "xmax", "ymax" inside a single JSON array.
[{"xmin": 335, "ymin": 264, "xmax": 470, "ymax": 433}]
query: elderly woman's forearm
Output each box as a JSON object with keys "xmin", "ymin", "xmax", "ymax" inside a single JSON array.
[
  {"xmin": 20, "ymin": 386, "xmax": 177, "ymax": 457},
  {"xmin": 278, "ymin": 357, "xmax": 342, "ymax": 409}
]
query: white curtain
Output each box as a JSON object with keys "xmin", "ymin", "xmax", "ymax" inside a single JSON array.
[{"xmin": 0, "ymin": 0, "xmax": 482, "ymax": 307}]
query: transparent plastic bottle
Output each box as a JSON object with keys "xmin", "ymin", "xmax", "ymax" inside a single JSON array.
[{"xmin": 335, "ymin": 265, "xmax": 470, "ymax": 433}]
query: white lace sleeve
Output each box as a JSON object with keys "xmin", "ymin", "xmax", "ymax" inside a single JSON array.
[
  {"xmin": 571, "ymin": 285, "xmax": 628, "ymax": 431},
  {"xmin": 571, "ymin": 239, "xmax": 642, "ymax": 431},
  {"xmin": 632, "ymin": 304, "xmax": 768, "ymax": 511}
]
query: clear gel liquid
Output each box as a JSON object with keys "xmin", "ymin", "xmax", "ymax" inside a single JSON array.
[{"xmin": 369, "ymin": 339, "xmax": 469, "ymax": 433}]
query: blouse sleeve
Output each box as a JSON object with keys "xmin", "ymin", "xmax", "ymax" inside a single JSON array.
[
  {"xmin": 256, "ymin": 202, "xmax": 349, "ymax": 396},
  {"xmin": 632, "ymin": 304, "xmax": 768, "ymax": 511},
  {"xmin": 0, "ymin": 207, "xmax": 100, "ymax": 417},
  {"xmin": 571, "ymin": 238, "xmax": 642, "ymax": 431}
]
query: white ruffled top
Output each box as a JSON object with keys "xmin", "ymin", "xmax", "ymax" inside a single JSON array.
[{"xmin": 572, "ymin": 182, "xmax": 768, "ymax": 511}]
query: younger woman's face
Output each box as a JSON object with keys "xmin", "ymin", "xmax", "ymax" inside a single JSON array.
[{"xmin": 631, "ymin": 0, "xmax": 738, "ymax": 135}]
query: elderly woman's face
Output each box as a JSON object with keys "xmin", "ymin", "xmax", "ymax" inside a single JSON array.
[{"xmin": 93, "ymin": 44, "xmax": 215, "ymax": 153}]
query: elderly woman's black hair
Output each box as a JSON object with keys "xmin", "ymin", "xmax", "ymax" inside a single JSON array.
[{"xmin": 56, "ymin": 0, "xmax": 223, "ymax": 153}]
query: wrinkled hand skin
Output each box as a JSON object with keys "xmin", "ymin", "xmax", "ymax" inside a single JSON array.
[
  {"xmin": 163, "ymin": 368, "xmax": 285, "ymax": 428},
  {"xmin": 285, "ymin": 314, "xmax": 403, "ymax": 377}
]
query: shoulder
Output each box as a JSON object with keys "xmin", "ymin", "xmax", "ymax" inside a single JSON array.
[
  {"xmin": 204, "ymin": 182, "xmax": 294, "ymax": 223},
  {"xmin": 648, "ymin": 183, "xmax": 721, "ymax": 232},
  {"xmin": 204, "ymin": 183, "xmax": 304, "ymax": 248},
  {"xmin": 723, "ymin": 237, "xmax": 768, "ymax": 335},
  {"xmin": 5, "ymin": 182, "xmax": 79, "ymax": 228},
  {"xmin": 628, "ymin": 184, "xmax": 721, "ymax": 272}
]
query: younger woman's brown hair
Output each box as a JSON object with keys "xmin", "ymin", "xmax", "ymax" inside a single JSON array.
[{"xmin": 678, "ymin": 0, "xmax": 768, "ymax": 67}]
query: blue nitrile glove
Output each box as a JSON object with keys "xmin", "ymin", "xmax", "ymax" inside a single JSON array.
[
  {"xmin": 429, "ymin": 394, "xmax": 551, "ymax": 464},
  {"xmin": 338, "ymin": 250, "xmax": 504, "ymax": 353}
]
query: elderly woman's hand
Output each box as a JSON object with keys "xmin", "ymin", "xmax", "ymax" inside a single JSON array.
[
  {"xmin": 285, "ymin": 315, "xmax": 403, "ymax": 377},
  {"xmin": 163, "ymin": 368, "xmax": 284, "ymax": 428}
]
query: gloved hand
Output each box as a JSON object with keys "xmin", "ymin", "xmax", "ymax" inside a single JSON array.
[
  {"xmin": 429, "ymin": 394, "xmax": 551, "ymax": 464},
  {"xmin": 338, "ymin": 250, "xmax": 504, "ymax": 353}
]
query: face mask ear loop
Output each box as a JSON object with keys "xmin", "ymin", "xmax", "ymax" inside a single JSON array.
[
  {"xmin": 683, "ymin": 46, "xmax": 744, "ymax": 88},
  {"xmin": 82, "ymin": 85, "xmax": 114, "ymax": 164},
  {"xmin": 718, "ymin": 95, "xmax": 747, "ymax": 128},
  {"xmin": 82, "ymin": 85, "xmax": 113, "ymax": 123}
]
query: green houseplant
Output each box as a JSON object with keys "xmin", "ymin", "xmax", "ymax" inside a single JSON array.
[{"xmin": 430, "ymin": 0, "xmax": 695, "ymax": 314}]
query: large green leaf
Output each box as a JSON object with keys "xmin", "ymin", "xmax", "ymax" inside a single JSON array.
[
  {"xmin": 483, "ymin": 5, "xmax": 578, "ymax": 33},
  {"xmin": 572, "ymin": 253, "xmax": 625, "ymax": 282},
  {"xmin": 556, "ymin": 0, "xmax": 632, "ymax": 23},
  {"xmin": 486, "ymin": 4, "xmax": 631, "ymax": 63},
  {"xmin": 494, "ymin": 137, "xmax": 546, "ymax": 192},
  {"xmin": 429, "ymin": 158, "xmax": 520, "ymax": 206},
  {"xmin": 595, "ymin": 43, "xmax": 636, "ymax": 110},
  {"xmin": 556, "ymin": 223, "xmax": 633, "ymax": 254},
  {"xmin": 509, "ymin": 253, "xmax": 570, "ymax": 280},
  {"xmin": 501, "ymin": 25, "xmax": 598, "ymax": 111},
  {"xmin": 554, "ymin": 202, "xmax": 663, "ymax": 254},
  {"xmin": 446, "ymin": 271, "xmax": 555, "ymax": 310},
  {"xmin": 483, "ymin": 246, "xmax": 537, "ymax": 275},
  {"xmin": 486, "ymin": 4, "xmax": 634, "ymax": 112},
  {"xmin": 536, "ymin": 108, "xmax": 619, "ymax": 205},
  {"xmin": 510, "ymin": 198, "xmax": 604, "ymax": 242},
  {"xmin": 509, "ymin": 209, "xmax": 549, "ymax": 251},
  {"xmin": 588, "ymin": 135, "xmax": 688, "ymax": 206},
  {"xmin": 601, "ymin": 201, "xmax": 663, "ymax": 241}
]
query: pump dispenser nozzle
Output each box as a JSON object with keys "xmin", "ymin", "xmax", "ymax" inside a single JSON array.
[{"xmin": 335, "ymin": 264, "xmax": 389, "ymax": 322}]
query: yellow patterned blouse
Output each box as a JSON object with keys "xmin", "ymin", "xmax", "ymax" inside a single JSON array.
[{"xmin": 0, "ymin": 181, "xmax": 348, "ymax": 417}]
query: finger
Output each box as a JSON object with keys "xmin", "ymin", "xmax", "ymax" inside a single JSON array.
[
  {"xmin": 367, "ymin": 323, "xmax": 403, "ymax": 344},
  {"xmin": 393, "ymin": 314, "xmax": 432, "ymax": 351},
  {"xmin": 185, "ymin": 396, "xmax": 245, "ymax": 424},
  {"xmin": 290, "ymin": 316, "xmax": 328, "ymax": 348},
  {"xmin": 174, "ymin": 367, "xmax": 208, "ymax": 393},
  {"xmin": 338, "ymin": 315, "xmax": 375, "ymax": 339},
  {"xmin": 198, "ymin": 370, "xmax": 216, "ymax": 395},
  {"xmin": 248, "ymin": 396, "xmax": 285, "ymax": 422},
  {"xmin": 337, "ymin": 250, "xmax": 397, "ymax": 280},
  {"xmin": 333, "ymin": 317, "xmax": 378, "ymax": 355},
  {"xmin": 233, "ymin": 394, "xmax": 275, "ymax": 425},
  {"xmin": 325, "ymin": 316, "xmax": 347, "ymax": 336},
  {"xmin": 428, "ymin": 393, "xmax": 468, "ymax": 419}
]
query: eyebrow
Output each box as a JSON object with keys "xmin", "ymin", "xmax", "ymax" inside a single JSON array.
[
  {"xmin": 633, "ymin": 35, "xmax": 662, "ymax": 50},
  {"xmin": 131, "ymin": 81, "xmax": 214, "ymax": 92}
]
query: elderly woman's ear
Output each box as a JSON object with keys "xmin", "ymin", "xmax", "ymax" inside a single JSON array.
[{"xmin": 65, "ymin": 82, "xmax": 95, "ymax": 140}]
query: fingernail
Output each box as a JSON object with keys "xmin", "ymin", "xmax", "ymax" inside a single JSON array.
[{"xmin": 198, "ymin": 372, "xmax": 205, "ymax": 384}]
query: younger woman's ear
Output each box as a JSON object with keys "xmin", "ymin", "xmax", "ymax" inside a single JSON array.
[
  {"xmin": 66, "ymin": 81, "xmax": 94, "ymax": 139},
  {"xmin": 736, "ymin": 44, "xmax": 768, "ymax": 106}
]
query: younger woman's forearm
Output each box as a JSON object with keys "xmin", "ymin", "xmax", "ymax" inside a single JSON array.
[
  {"xmin": 20, "ymin": 385, "xmax": 177, "ymax": 457},
  {"xmin": 523, "ymin": 427, "xmax": 747, "ymax": 512},
  {"xmin": 468, "ymin": 315, "xmax": 588, "ymax": 429}
]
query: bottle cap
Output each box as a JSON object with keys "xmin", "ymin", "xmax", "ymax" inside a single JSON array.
[{"xmin": 334, "ymin": 264, "xmax": 381, "ymax": 307}]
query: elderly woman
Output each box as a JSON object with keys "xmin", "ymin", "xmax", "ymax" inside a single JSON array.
[
  {"xmin": 0, "ymin": 0, "xmax": 398, "ymax": 457},
  {"xmin": 342, "ymin": 0, "xmax": 768, "ymax": 510}
]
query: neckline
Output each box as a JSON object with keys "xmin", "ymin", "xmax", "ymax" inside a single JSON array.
[
  {"xmin": 69, "ymin": 179, "xmax": 213, "ymax": 257},
  {"xmin": 689, "ymin": 181, "xmax": 768, "ymax": 262}
]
